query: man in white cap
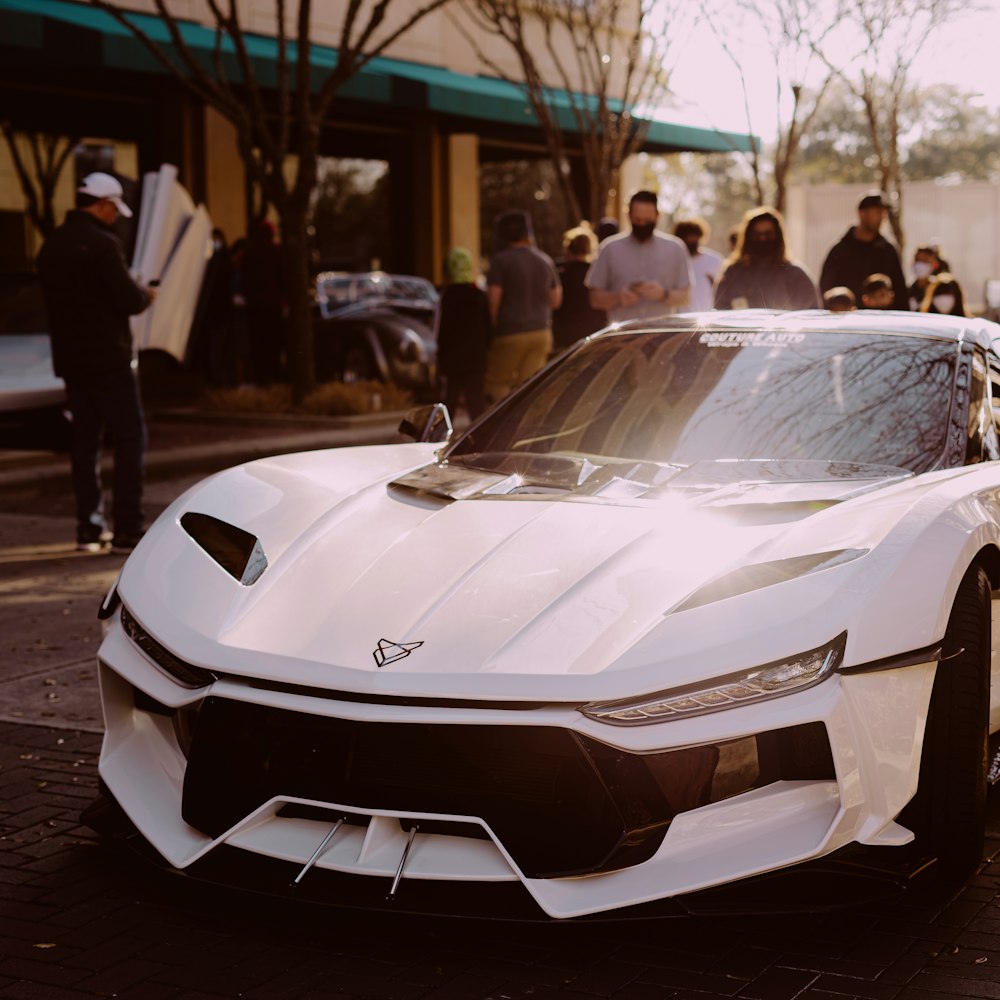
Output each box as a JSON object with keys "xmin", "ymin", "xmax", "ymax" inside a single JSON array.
[{"xmin": 37, "ymin": 172, "xmax": 157, "ymax": 552}]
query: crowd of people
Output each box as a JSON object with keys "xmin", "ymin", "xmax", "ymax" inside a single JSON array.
[
  {"xmin": 437, "ymin": 188, "xmax": 972, "ymax": 420},
  {"xmin": 39, "ymin": 170, "xmax": 971, "ymax": 555}
]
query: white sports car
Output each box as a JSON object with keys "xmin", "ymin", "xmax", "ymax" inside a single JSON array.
[{"xmin": 92, "ymin": 310, "xmax": 1000, "ymax": 919}]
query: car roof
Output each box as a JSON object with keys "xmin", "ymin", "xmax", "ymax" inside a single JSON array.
[{"xmin": 604, "ymin": 309, "xmax": 1000, "ymax": 354}]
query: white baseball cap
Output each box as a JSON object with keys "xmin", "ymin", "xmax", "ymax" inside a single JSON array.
[{"xmin": 78, "ymin": 172, "xmax": 133, "ymax": 218}]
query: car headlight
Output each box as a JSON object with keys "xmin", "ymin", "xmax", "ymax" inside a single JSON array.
[
  {"xmin": 580, "ymin": 633, "xmax": 846, "ymax": 725},
  {"xmin": 671, "ymin": 549, "xmax": 868, "ymax": 614},
  {"xmin": 120, "ymin": 606, "xmax": 217, "ymax": 689}
]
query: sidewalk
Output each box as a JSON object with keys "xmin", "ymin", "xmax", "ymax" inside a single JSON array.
[
  {"xmin": 0, "ymin": 407, "xmax": 414, "ymax": 732},
  {"xmin": 0, "ymin": 406, "xmax": 412, "ymax": 491}
]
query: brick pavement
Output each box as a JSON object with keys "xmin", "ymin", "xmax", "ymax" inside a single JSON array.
[
  {"xmin": 2, "ymin": 721, "xmax": 1000, "ymax": 999},
  {"xmin": 3, "ymin": 422, "xmax": 1000, "ymax": 998}
]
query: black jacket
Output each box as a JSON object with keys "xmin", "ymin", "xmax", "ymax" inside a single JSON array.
[
  {"xmin": 36, "ymin": 210, "xmax": 151, "ymax": 380},
  {"xmin": 436, "ymin": 283, "xmax": 491, "ymax": 377},
  {"xmin": 553, "ymin": 259, "xmax": 606, "ymax": 349},
  {"xmin": 714, "ymin": 259, "xmax": 819, "ymax": 310},
  {"xmin": 819, "ymin": 227, "xmax": 908, "ymax": 309}
]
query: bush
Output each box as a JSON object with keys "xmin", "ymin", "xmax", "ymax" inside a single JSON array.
[{"xmin": 201, "ymin": 380, "xmax": 413, "ymax": 416}]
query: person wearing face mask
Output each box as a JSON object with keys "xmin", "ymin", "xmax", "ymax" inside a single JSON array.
[
  {"xmin": 919, "ymin": 272, "xmax": 966, "ymax": 316},
  {"xmin": 908, "ymin": 246, "xmax": 943, "ymax": 310},
  {"xmin": 585, "ymin": 190, "xmax": 692, "ymax": 323},
  {"xmin": 674, "ymin": 218, "xmax": 724, "ymax": 311},
  {"xmin": 713, "ymin": 207, "xmax": 819, "ymax": 310},
  {"xmin": 819, "ymin": 192, "xmax": 908, "ymax": 309}
]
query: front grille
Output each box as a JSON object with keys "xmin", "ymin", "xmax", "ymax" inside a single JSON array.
[{"xmin": 181, "ymin": 697, "xmax": 834, "ymax": 879}]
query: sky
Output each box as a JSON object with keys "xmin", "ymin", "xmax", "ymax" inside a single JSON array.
[{"xmin": 663, "ymin": 1, "xmax": 1000, "ymax": 142}]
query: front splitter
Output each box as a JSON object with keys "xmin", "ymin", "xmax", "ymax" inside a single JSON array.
[{"xmin": 81, "ymin": 787, "xmax": 941, "ymax": 922}]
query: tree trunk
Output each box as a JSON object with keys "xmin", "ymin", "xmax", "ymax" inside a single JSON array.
[
  {"xmin": 552, "ymin": 158, "xmax": 583, "ymax": 228},
  {"xmin": 773, "ymin": 161, "xmax": 786, "ymax": 216},
  {"xmin": 888, "ymin": 189, "xmax": 905, "ymax": 256},
  {"xmin": 588, "ymin": 168, "xmax": 614, "ymax": 229},
  {"xmin": 279, "ymin": 205, "xmax": 316, "ymax": 404}
]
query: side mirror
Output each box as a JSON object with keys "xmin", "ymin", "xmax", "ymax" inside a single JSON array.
[{"xmin": 398, "ymin": 403, "xmax": 453, "ymax": 444}]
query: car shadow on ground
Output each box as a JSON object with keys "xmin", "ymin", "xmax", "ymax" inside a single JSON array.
[{"xmin": 4, "ymin": 722, "xmax": 1000, "ymax": 998}]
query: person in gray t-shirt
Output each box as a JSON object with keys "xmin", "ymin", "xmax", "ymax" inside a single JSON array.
[
  {"xmin": 585, "ymin": 190, "xmax": 692, "ymax": 323},
  {"xmin": 484, "ymin": 210, "xmax": 562, "ymax": 403}
]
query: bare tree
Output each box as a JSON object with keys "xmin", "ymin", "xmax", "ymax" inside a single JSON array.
[
  {"xmin": 0, "ymin": 124, "xmax": 79, "ymax": 239},
  {"xmin": 818, "ymin": 0, "xmax": 968, "ymax": 252},
  {"xmin": 456, "ymin": 0, "xmax": 688, "ymax": 227},
  {"xmin": 90, "ymin": 0, "xmax": 449, "ymax": 401},
  {"xmin": 702, "ymin": 0, "xmax": 843, "ymax": 215}
]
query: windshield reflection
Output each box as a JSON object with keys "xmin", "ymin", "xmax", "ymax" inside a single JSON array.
[{"xmin": 448, "ymin": 330, "xmax": 957, "ymax": 476}]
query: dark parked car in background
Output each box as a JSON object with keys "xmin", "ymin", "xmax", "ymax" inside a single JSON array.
[{"xmin": 313, "ymin": 272, "xmax": 438, "ymax": 396}]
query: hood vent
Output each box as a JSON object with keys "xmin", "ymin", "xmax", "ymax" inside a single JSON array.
[{"xmin": 180, "ymin": 512, "xmax": 267, "ymax": 586}]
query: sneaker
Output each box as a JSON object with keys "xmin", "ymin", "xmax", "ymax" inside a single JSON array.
[
  {"xmin": 111, "ymin": 533, "xmax": 144, "ymax": 553},
  {"xmin": 76, "ymin": 530, "xmax": 113, "ymax": 553}
]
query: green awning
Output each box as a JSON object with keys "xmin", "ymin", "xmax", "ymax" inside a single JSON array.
[
  {"xmin": 371, "ymin": 54, "xmax": 754, "ymax": 153},
  {"xmin": 0, "ymin": 0, "xmax": 755, "ymax": 154}
]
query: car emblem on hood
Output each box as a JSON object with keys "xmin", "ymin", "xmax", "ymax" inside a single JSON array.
[{"xmin": 373, "ymin": 638, "xmax": 424, "ymax": 667}]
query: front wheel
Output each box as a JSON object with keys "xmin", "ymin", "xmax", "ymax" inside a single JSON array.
[{"xmin": 903, "ymin": 563, "xmax": 990, "ymax": 876}]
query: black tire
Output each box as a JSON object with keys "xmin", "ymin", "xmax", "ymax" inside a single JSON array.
[
  {"xmin": 341, "ymin": 344, "xmax": 377, "ymax": 384},
  {"xmin": 903, "ymin": 562, "xmax": 990, "ymax": 876}
]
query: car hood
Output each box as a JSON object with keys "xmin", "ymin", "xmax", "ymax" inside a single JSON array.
[{"xmin": 119, "ymin": 445, "xmax": 955, "ymax": 702}]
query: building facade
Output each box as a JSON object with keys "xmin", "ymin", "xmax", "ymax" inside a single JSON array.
[{"xmin": 0, "ymin": 0, "xmax": 752, "ymax": 280}]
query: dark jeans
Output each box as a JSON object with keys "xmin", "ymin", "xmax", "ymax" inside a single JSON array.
[
  {"xmin": 443, "ymin": 371, "xmax": 486, "ymax": 421},
  {"xmin": 247, "ymin": 304, "xmax": 283, "ymax": 386},
  {"xmin": 65, "ymin": 368, "xmax": 146, "ymax": 540}
]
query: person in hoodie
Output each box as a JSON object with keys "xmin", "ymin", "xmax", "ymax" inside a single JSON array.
[
  {"xmin": 819, "ymin": 192, "xmax": 907, "ymax": 309},
  {"xmin": 36, "ymin": 172, "xmax": 156, "ymax": 553},
  {"xmin": 713, "ymin": 207, "xmax": 819, "ymax": 310},
  {"xmin": 436, "ymin": 247, "xmax": 491, "ymax": 420}
]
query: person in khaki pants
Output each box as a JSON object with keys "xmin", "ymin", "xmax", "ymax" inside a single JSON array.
[{"xmin": 485, "ymin": 210, "xmax": 562, "ymax": 404}]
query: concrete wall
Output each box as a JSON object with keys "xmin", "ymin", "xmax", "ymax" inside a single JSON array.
[{"xmin": 787, "ymin": 181, "xmax": 1000, "ymax": 314}]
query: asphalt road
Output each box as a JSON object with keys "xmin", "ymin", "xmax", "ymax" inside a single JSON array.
[{"xmin": 3, "ymin": 467, "xmax": 1000, "ymax": 998}]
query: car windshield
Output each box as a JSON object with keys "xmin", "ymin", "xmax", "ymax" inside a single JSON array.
[{"xmin": 448, "ymin": 328, "xmax": 958, "ymax": 476}]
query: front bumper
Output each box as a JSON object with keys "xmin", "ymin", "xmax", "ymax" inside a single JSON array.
[{"xmin": 96, "ymin": 612, "xmax": 939, "ymax": 919}]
